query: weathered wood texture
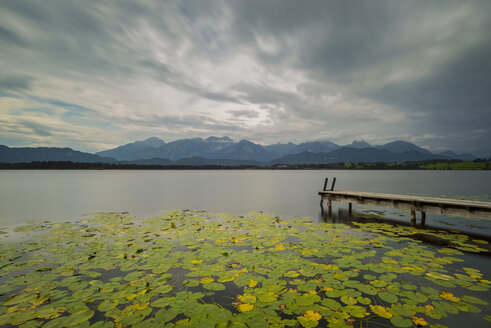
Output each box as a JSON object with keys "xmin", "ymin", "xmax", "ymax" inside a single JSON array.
[{"xmin": 319, "ymin": 190, "xmax": 491, "ymax": 220}]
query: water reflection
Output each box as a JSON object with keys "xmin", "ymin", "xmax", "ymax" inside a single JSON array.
[{"xmin": 319, "ymin": 204, "xmax": 491, "ymax": 254}]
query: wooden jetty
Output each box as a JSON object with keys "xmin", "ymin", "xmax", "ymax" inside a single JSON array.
[{"xmin": 319, "ymin": 178, "xmax": 491, "ymax": 225}]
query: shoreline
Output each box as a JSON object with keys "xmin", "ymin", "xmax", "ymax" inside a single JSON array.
[{"xmin": 0, "ymin": 160, "xmax": 490, "ymax": 170}]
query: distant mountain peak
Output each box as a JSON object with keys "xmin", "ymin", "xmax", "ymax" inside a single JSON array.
[
  {"xmin": 205, "ymin": 136, "xmax": 233, "ymax": 143},
  {"xmin": 375, "ymin": 140, "xmax": 431, "ymax": 154},
  {"xmin": 136, "ymin": 137, "xmax": 165, "ymax": 148},
  {"xmin": 96, "ymin": 137, "xmax": 166, "ymax": 160},
  {"xmin": 292, "ymin": 140, "xmax": 340, "ymax": 154},
  {"xmin": 349, "ymin": 140, "xmax": 371, "ymax": 149},
  {"xmin": 144, "ymin": 136, "xmax": 163, "ymax": 142}
]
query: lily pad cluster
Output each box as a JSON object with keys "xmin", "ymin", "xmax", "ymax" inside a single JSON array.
[{"xmin": 0, "ymin": 210, "xmax": 490, "ymax": 327}]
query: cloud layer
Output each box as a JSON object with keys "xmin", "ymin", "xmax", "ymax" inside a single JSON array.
[{"xmin": 0, "ymin": 0, "xmax": 490, "ymax": 155}]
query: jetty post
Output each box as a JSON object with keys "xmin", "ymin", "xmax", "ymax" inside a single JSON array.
[
  {"xmin": 410, "ymin": 209, "xmax": 416, "ymax": 226},
  {"xmin": 320, "ymin": 177, "xmax": 336, "ymax": 213}
]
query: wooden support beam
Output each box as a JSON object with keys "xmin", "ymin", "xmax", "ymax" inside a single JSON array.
[
  {"xmin": 323, "ymin": 178, "xmax": 329, "ymax": 191},
  {"xmin": 348, "ymin": 203, "xmax": 352, "ymax": 214},
  {"xmin": 421, "ymin": 211, "xmax": 426, "ymax": 227},
  {"xmin": 410, "ymin": 209, "xmax": 416, "ymax": 226},
  {"xmin": 330, "ymin": 177, "xmax": 336, "ymax": 191}
]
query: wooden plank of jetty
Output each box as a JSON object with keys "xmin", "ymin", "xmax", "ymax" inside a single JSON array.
[{"xmin": 318, "ymin": 178, "xmax": 491, "ymax": 225}]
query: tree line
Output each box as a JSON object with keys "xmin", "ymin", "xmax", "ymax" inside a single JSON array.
[{"xmin": 1, "ymin": 159, "xmax": 488, "ymax": 170}]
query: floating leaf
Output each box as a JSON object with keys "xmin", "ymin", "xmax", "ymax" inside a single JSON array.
[
  {"xmin": 284, "ymin": 271, "xmax": 300, "ymax": 278},
  {"xmin": 63, "ymin": 308, "xmax": 94, "ymax": 327},
  {"xmin": 461, "ymin": 295, "xmax": 489, "ymax": 305},
  {"xmin": 426, "ymin": 272, "xmax": 453, "ymax": 281},
  {"xmin": 411, "ymin": 316, "xmax": 429, "ymax": 326},
  {"xmin": 390, "ymin": 315, "xmax": 413, "ymax": 328},
  {"xmin": 370, "ymin": 305, "xmax": 393, "ymax": 318},
  {"xmin": 321, "ymin": 298, "xmax": 341, "ymax": 309},
  {"xmin": 440, "ymin": 290, "xmax": 461, "ymax": 302},
  {"xmin": 203, "ymin": 282, "xmax": 226, "ymax": 291},
  {"xmin": 296, "ymin": 293, "xmax": 321, "ymax": 306},
  {"xmin": 379, "ymin": 291, "xmax": 398, "ymax": 303},
  {"xmin": 297, "ymin": 311, "xmax": 322, "ymax": 328},
  {"xmin": 258, "ymin": 292, "xmax": 278, "ymax": 303},
  {"xmin": 248, "ymin": 279, "xmax": 258, "ymax": 288},
  {"xmin": 273, "ymin": 244, "xmax": 286, "ymax": 251},
  {"xmin": 370, "ymin": 280, "xmax": 387, "ymax": 288},
  {"xmin": 200, "ymin": 277, "xmax": 215, "ymax": 284},
  {"xmin": 238, "ymin": 294, "xmax": 256, "ymax": 304},
  {"xmin": 356, "ymin": 296, "xmax": 371, "ymax": 305},
  {"xmin": 340, "ymin": 295, "xmax": 357, "ymax": 306},
  {"xmin": 98, "ymin": 300, "xmax": 119, "ymax": 312},
  {"xmin": 237, "ymin": 303, "xmax": 254, "ymax": 312}
]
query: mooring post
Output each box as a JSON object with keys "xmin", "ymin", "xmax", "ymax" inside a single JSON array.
[
  {"xmin": 410, "ymin": 209, "xmax": 416, "ymax": 226},
  {"xmin": 348, "ymin": 203, "xmax": 352, "ymax": 215},
  {"xmin": 421, "ymin": 211, "xmax": 426, "ymax": 227},
  {"xmin": 330, "ymin": 177, "xmax": 336, "ymax": 191},
  {"xmin": 320, "ymin": 178, "xmax": 329, "ymax": 207}
]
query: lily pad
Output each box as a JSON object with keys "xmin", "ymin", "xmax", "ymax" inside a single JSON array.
[
  {"xmin": 379, "ymin": 291, "xmax": 398, "ymax": 304},
  {"xmin": 63, "ymin": 308, "xmax": 94, "ymax": 327}
]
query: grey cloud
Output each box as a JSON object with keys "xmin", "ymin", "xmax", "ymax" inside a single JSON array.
[
  {"xmin": 0, "ymin": 1, "xmax": 144, "ymax": 76},
  {"xmin": 232, "ymin": 83, "xmax": 328, "ymax": 121},
  {"xmin": 227, "ymin": 0, "xmax": 491, "ymax": 150},
  {"xmin": 227, "ymin": 109, "xmax": 259, "ymax": 118},
  {"xmin": 233, "ymin": 83, "xmax": 298, "ymax": 105},
  {"xmin": 110, "ymin": 113, "xmax": 244, "ymax": 134},
  {"xmin": 140, "ymin": 59, "xmax": 242, "ymax": 104},
  {"xmin": 369, "ymin": 41, "xmax": 491, "ymax": 116},
  {"xmin": 0, "ymin": 25, "xmax": 28, "ymax": 47},
  {"xmin": 0, "ymin": 73, "xmax": 33, "ymax": 91},
  {"xmin": 229, "ymin": 1, "xmax": 489, "ymax": 80},
  {"xmin": 18, "ymin": 120, "xmax": 52, "ymax": 137},
  {"xmin": 365, "ymin": 40, "xmax": 491, "ymax": 152},
  {"xmin": 0, "ymin": 0, "xmax": 489, "ymax": 154}
]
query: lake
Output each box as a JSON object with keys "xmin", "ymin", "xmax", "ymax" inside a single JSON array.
[
  {"xmin": 1, "ymin": 170, "xmax": 491, "ymax": 327},
  {"xmin": 1, "ymin": 170, "xmax": 490, "ymax": 236}
]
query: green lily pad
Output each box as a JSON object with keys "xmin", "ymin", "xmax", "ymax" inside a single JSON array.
[
  {"xmin": 321, "ymin": 298, "xmax": 341, "ymax": 309},
  {"xmin": 370, "ymin": 279, "xmax": 387, "ymax": 288},
  {"xmin": 461, "ymin": 295, "xmax": 489, "ymax": 305},
  {"xmin": 390, "ymin": 315, "xmax": 413, "ymax": 327},
  {"xmin": 258, "ymin": 292, "xmax": 278, "ymax": 303},
  {"xmin": 379, "ymin": 291, "xmax": 398, "ymax": 303},
  {"xmin": 340, "ymin": 295, "xmax": 357, "ymax": 306},
  {"xmin": 62, "ymin": 308, "xmax": 94, "ymax": 327},
  {"xmin": 296, "ymin": 293, "xmax": 321, "ymax": 306},
  {"xmin": 202, "ymin": 282, "xmax": 226, "ymax": 291}
]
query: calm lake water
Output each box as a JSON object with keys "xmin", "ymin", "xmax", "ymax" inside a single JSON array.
[
  {"xmin": 1, "ymin": 170, "xmax": 491, "ymax": 327},
  {"xmin": 1, "ymin": 169, "xmax": 490, "ymax": 236}
]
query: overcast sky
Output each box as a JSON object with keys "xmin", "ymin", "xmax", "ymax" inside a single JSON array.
[{"xmin": 0, "ymin": 0, "xmax": 490, "ymax": 155}]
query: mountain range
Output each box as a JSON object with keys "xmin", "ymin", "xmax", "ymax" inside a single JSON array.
[{"xmin": 0, "ymin": 136, "xmax": 481, "ymax": 166}]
